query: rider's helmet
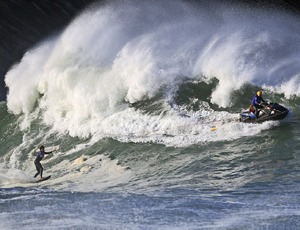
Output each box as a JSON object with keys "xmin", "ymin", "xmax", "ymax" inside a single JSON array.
[{"xmin": 257, "ymin": 90, "xmax": 262, "ymax": 97}]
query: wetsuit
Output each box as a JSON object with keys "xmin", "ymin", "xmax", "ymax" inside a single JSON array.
[
  {"xmin": 34, "ymin": 150, "xmax": 51, "ymax": 178},
  {"xmin": 251, "ymin": 95, "xmax": 266, "ymax": 118}
]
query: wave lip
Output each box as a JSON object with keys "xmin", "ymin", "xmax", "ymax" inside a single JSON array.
[{"xmin": 4, "ymin": 0, "xmax": 300, "ymax": 139}]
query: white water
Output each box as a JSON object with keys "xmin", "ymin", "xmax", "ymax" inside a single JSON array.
[
  {"xmin": 4, "ymin": 0, "xmax": 299, "ymax": 142},
  {"xmin": 0, "ymin": 141, "xmax": 132, "ymax": 192}
]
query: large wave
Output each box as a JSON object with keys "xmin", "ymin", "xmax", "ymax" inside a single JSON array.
[{"xmin": 4, "ymin": 0, "xmax": 299, "ymax": 141}]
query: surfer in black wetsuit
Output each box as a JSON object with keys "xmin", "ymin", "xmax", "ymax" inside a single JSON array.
[{"xmin": 34, "ymin": 145, "xmax": 53, "ymax": 180}]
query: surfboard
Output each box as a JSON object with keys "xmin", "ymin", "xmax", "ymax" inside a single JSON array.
[{"xmin": 36, "ymin": 175, "xmax": 51, "ymax": 183}]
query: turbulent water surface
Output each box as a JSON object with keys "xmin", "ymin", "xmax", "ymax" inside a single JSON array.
[{"xmin": 1, "ymin": 0, "xmax": 300, "ymax": 229}]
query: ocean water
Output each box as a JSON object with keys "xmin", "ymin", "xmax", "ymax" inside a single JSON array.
[{"xmin": 1, "ymin": 0, "xmax": 300, "ymax": 229}]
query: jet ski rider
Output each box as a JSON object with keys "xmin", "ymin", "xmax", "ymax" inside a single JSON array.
[{"xmin": 252, "ymin": 90, "xmax": 266, "ymax": 118}]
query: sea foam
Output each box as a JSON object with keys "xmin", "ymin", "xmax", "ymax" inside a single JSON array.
[{"xmin": 4, "ymin": 0, "xmax": 299, "ymax": 141}]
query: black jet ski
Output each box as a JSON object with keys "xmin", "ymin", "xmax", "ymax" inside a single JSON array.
[{"xmin": 239, "ymin": 101, "xmax": 289, "ymax": 123}]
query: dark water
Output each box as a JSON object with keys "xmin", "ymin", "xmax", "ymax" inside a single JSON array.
[{"xmin": 0, "ymin": 0, "xmax": 98, "ymax": 100}]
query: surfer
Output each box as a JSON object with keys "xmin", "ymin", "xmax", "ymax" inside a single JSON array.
[
  {"xmin": 251, "ymin": 90, "xmax": 266, "ymax": 118},
  {"xmin": 34, "ymin": 145, "xmax": 54, "ymax": 180}
]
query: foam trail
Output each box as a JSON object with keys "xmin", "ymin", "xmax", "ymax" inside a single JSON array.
[
  {"xmin": 4, "ymin": 0, "xmax": 300, "ymax": 139},
  {"xmin": 0, "ymin": 168, "xmax": 33, "ymax": 186}
]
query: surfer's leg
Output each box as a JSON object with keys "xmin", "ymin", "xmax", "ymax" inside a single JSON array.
[
  {"xmin": 35, "ymin": 161, "xmax": 43, "ymax": 179},
  {"xmin": 34, "ymin": 161, "xmax": 40, "ymax": 178},
  {"xmin": 40, "ymin": 165, "xmax": 43, "ymax": 179},
  {"xmin": 34, "ymin": 172, "xmax": 39, "ymax": 178}
]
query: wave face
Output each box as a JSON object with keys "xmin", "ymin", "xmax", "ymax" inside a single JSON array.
[
  {"xmin": 1, "ymin": 1, "xmax": 300, "ymax": 228},
  {"xmin": 4, "ymin": 0, "xmax": 300, "ymax": 139}
]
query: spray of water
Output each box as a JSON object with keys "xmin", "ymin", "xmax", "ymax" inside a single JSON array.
[{"xmin": 4, "ymin": 0, "xmax": 300, "ymax": 141}]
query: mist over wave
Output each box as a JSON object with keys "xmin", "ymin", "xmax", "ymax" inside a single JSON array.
[
  {"xmin": 4, "ymin": 0, "xmax": 300, "ymax": 142},
  {"xmin": 2, "ymin": 3, "xmax": 300, "ymax": 227}
]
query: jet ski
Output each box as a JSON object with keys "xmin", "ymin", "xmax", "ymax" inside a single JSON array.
[{"xmin": 239, "ymin": 101, "xmax": 289, "ymax": 123}]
